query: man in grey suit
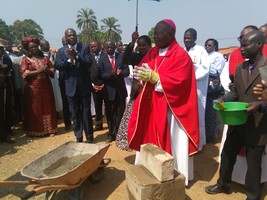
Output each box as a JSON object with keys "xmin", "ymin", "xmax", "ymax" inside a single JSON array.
[
  {"xmin": 90, "ymin": 40, "xmax": 105, "ymax": 131},
  {"xmin": 205, "ymin": 30, "xmax": 267, "ymax": 200},
  {"xmin": 55, "ymin": 28, "xmax": 94, "ymax": 143}
]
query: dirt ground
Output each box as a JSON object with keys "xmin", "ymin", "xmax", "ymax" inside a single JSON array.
[{"xmin": 0, "ymin": 120, "xmax": 267, "ymax": 200}]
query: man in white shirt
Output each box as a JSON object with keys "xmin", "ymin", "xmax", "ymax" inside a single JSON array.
[{"xmin": 184, "ymin": 28, "xmax": 210, "ymax": 150}]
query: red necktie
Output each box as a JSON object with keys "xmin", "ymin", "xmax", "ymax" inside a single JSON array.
[{"xmin": 110, "ymin": 55, "xmax": 115, "ymax": 68}]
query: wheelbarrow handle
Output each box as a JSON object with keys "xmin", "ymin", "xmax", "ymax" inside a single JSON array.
[
  {"xmin": 0, "ymin": 180, "xmax": 39, "ymax": 186},
  {"xmin": 99, "ymin": 158, "xmax": 111, "ymax": 168},
  {"xmin": 22, "ymin": 184, "xmax": 80, "ymax": 200}
]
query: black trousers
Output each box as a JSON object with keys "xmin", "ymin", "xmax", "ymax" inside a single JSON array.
[
  {"xmin": 92, "ymin": 90, "xmax": 104, "ymax": 126},
  {"xmin": 4, "ymin": 82, "xmax": 13, "ymax": 134},
  {"xmin": 59, "ymin": 77, "xmax": 71, "ymax": 127},
  {"xmin": 67, "ymin": 91, "xmax": 93, "ymax": 141},
  {"xmin": 13, "ymin": 88, "xmax": 23, "ymax": 123},
  {"xmin": 0, "ymin": 87, "xmax": 6, "ymax": 140},
  {"xmin": 104, "ymin": 93, "xmax": 125, "ymax": 139},
  {"xmin": 218, "ymin": 126, "xmax": 265, "ymax": 200}
]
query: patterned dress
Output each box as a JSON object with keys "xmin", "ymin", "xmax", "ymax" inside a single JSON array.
[
  {"xmin": 20, "ymin": 56, "xmax": 57, "ymax": 136},
  {"xmin": 115, "ymin": 100, "xmax": 134, "ymax": 151}
]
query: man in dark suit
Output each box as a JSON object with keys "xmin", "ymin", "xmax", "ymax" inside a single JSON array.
[
  {"xmin": 55, "ymin": 36, "xmax": 71, "ymax": 131},
  {"xmin": 90, "ymin": 40, "xmax": 105, "ymax": 131},
  {"xmin": 98, "ymin": 40, "xmax": 129, "ymax": 142},
  {"xmin": 55, "ymin": 28, "xmax": 94, "ymax": 143},
  {"xmin": 205, "ymin": 30, "xmax": 267, "ymax": 200},
  {"xmin": 0, "ymin": 42, "xmax": 14, "ymax": 143}
]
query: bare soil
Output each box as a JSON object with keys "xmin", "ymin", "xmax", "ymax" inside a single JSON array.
[{"xmin": 0, "ymin": 120, "xmax": 266, "ymax": 200}]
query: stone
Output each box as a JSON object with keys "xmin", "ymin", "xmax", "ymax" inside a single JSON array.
[
  {"xmin": 125, "ymin": 165, "xmax": 185, "ymax": 200},
  {"xmin": 138, "ymin": 144, "xmax": 174, "ymax": 182}
]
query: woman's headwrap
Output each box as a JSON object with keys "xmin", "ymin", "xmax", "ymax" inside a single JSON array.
[{"xmin": 21, "ymin": 37, "xmax": 40, "ymax": 51}]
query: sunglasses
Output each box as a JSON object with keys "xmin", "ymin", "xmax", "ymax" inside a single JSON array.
[
  {"xmin": 205, "ymin": 44, "xmax": 213, "ymax": 47},
  {"xmin": 237, "ymin": 35, "xmax": 244, "ymax": 41}
]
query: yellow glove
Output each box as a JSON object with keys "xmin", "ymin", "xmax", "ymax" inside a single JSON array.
[
  {"xmin": 133, "ymin": 65, "xmax": 150, "ymax": 81},
  {"xmin": 133, "ymin": 63, "xmax": 159, "ymax": 84},
  {"xmin": 149, "ymin": 71, "xmax": 159, "ymax": 84}
]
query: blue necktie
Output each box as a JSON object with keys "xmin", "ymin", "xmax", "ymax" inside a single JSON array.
[{"xmin": 248, "ymin": 65, "xmax": 254, "ymax": 79}]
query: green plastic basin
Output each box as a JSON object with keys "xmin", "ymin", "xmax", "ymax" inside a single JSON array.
[{"xmin": 213, "ymin": 102, "xmax": 248, "ymax": 125}]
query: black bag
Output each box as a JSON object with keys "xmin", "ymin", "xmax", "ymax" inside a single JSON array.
[{"xmin": 207, "ymin": 71, "xmax": 225, "ymax": 97}]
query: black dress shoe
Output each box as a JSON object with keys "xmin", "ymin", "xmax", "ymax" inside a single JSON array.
[
  {"xmin": 76, "ymin": 138, "xmax": 83, "ymax": 143},
  {"xmin": 0, "ymin": 137, "xmax": 15, "ymax": 144},
  {"xmin": 94, "ymin": 125, "xmax": 103, "ymax": 131},
  {"xmin": 85, "ymin": 138, "xmax": 94, "ymax": 144},
  {"xmin": 106, "ymin": 136, "xmax": 115, "ymax": 143},
  {"xmin": 205, "ymin": 183, "xmax": 230, "ymax": 195},
  {"xmin": 65, "ymin": 125, "xmax": 71, "ymax": 131}
]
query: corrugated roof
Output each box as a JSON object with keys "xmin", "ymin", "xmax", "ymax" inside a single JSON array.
[{"xmin": 219, "ymin": 46, "xmax": 239, "ymax": 55}]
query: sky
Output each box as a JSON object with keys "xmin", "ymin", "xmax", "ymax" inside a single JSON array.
[{"xmin": 3, "ymin": 0, "xmax": 267, "ymax": 49}]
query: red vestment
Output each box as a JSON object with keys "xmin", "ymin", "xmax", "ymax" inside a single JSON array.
[
  {"xmin": 228, "ymin": 48, "xmax": 245, "ymax": 77},
  {"xmin": 263, "ymin": 44, "xmax": 267, "ymax": 57},
  {"xmin": 128, "ymin": 40, "xmax": 199, "ymax": 155}
]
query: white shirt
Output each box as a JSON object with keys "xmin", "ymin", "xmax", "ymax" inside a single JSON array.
[
  {"xmin": 94, "ymin": 51, "xmax": 101, "ymax": 63},
  {"xmin": 67, "ymin": 44, "xmax": 77, "ymax": 63},
  {"xmin": 68, "ymin": 44, "xmax": 77, "ymax": 50},
  {"xmin": 185, "ymin": 44, "xmax": 210, "ymax": 151},
  {"xmin": 185, "ymin": 44, "xmax": 210, "ymax": 80},
  {"xmin": 207, "ymin": 51, "xmax": 225, "ymax": 76}
]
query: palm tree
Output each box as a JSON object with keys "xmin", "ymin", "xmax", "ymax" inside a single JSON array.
[
  {"xmin": 76, "ymin": 8, "xmax": 98, "ymax": 44},
  {"xmin": 100, "ymin": 17, "xmax": 122, "ymax": 42},
  {"xmin": 92, "ymin": 30, "xmax": 104, "ymax": 42}
]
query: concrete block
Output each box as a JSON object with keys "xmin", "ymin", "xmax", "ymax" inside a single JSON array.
[
  {"xmin": 126, "ymin": 185, "xmax": 135, "ymax": 200},
  {"xmin": 138, "ymin": 144, "xmax": 174, "ymax": 182},
  {"xmin": 125, "ymin": 165, "xmax": 185, "ymax": 200}
]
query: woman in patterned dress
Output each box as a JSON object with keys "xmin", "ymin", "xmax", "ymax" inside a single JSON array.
[
  {"xmin": 20, "ymin": 37, "xmax": 57, "ymax": 136},
  {"xmin": 115, "ymin": 32, "xmax": 151, "ymax": 151}
]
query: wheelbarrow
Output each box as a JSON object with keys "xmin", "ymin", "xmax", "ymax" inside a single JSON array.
[{"xmin": 0, "ymin": 141, "xmax": 111, "ymax": 199}]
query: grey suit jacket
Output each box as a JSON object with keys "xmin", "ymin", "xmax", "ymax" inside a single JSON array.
[{"xmin": 223, "ymin": 55, "xmax": 267, "ymax": 146}]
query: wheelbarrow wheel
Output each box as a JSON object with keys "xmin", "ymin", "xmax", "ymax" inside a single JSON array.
[
  {"xmin": 88, "ymin": 167, "xmax": 105, "ymax": 183},
  {"xmin": 88, "ymin": 158, "xmax": 111, "ymax": 183},
  {"xmin": 50, "ymin": 188, "xmax": 84, "ymax": 200}
]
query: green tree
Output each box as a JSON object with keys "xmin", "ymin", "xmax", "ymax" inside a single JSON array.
[
  {"xmin": 92, "ymin": 30, "xmax": 104, "ymax": 42},
  {"xmin": 0, "ymin": 19, "xmax": 12, "ymax": 42},
  {"xmin": 148, "ymin": 27, "xmax": 155, "ymax": 44},
  {"xmin": 100, "ymin": 17, "xmax": 122, "ymax": 42},
  {"xmin": 10, "ymin": 19, "xmax": 43, "ymax": 45},
  {"xmin": 78, "ymin": 30, "xmax": 105, "ymax": 45},
  {"xmin": 76, "ymin": 8, "xmax": 98, "ymax": 44}
]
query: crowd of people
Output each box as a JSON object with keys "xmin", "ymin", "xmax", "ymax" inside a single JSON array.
[{"xmin": 0, "ymin": 19, "xmax": 267, "ymax": 200}]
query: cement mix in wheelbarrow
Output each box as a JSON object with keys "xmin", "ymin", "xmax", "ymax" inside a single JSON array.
[{"xmin": 42, "ymin": 154, "xmax": 93, "ymax": 178}]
